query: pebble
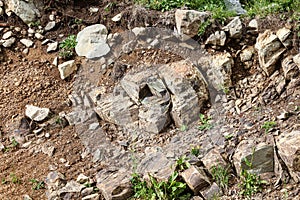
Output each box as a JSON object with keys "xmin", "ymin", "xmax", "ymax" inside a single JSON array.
[
  {"xmin": 2, "ymin": 31, "xmax": 13, "ymax": 40},
  {"xmin": 20, "ymin": 38, "xmax": 34, "ymax": 48}
]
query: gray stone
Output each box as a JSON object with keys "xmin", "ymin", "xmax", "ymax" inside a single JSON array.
[
  {"xmin": 255, "ymin": 30, "xmax": 286, "ymax": 76},
  {"xmin": 276, "ymin": 27, "xmax": 292, "ymax": 48},
  {"xmin": 276, "ymin": 131, "xmax": 300, "ymax": 183},
  {"xmin": 240, "ymin": 46, "xmax": 255, "ymax": 62},
  {"xmin": 248, "ymin": 19, "xmax": 258, "ymax": 30},
  {"xmin": 20, "ymin": 38, "xmax": 34, "ymax": 48},
  {"xmin": 58, "ymin": 60, "xmax": 76, "ymax": 79},
  {"xmin": 2, "ymin": 37, "xmax": 16, "ymax": 47},
  {"xmin": 34, "ymin": 32, "xmax": 44, "ymax": 40},
  {"xmin": 75, "ymin": 24, "xmax": 110, "ymax": 59},
  {"xmin": 181, "ymin": 165, "xmax": 210, "ymax": 194},
  {"xmin": 5, "ymin": 0, "xmax": 41, "ymax": 24},
  {"xmin": 57, "ymin": 180, "xmax": 85, "ymax": 197},
  {"xmin": 224, "ymin": 0, "xmax": 247, "ymax": 15},
  {"xmin": 112, "ymin": 13, "xmax": 122, "ymax": 22},
  {"xmin": 205, "ymin": 31, "xmax": 226, "ymax": 47},
  {"xmin": 44, "ymin": 21, "xmax": 56, "ymax": 32},
  {"xmin": 47, "ymin": 42, "xmax": 58, "ymax": 52},
  {"xmin": 0, "ymin": 7, "xmax": 3, "ymax": 16},
  {"xmin": 45, "ymin": 171, "xmax": 66, "ymax": 191},
  {"xmin": 223, "ymin": 16, "xmax": 243, "ymax": 38},
  {"xmin": 233, "ymin": 139, "xmax": 274, "ymax": 175},
  {"xmin": 206, "ymin": 52, "xmax": 234, "ymax": 89},
  {"xmin": 175, "ymin": 9, "xmax": 209, "ymax": 39},
  {"xmin": 201, "ymin": 148, "xmax": 228, "ymax": 175},
  {"xmin": 201, "ymin": 182, "xmax": 221, "ymax": 200},
  {"xmin": 293, "ymin": 53, "xmax": 300, "ymax": 68},
  {"xmin": 282, "ymin": 56, "xmax": 299, "ymax": 80},
  {"xmin": 41, "ymin": 143, "xmax": 55, "ymax": 156},
  {"xmin": 76, "ymin": 174, "xmax": 89, "ymax": 184},
  {"xmin": 25, "ymin": 105, "xmax": 50, "ymax": 121},
  {"xmin": 65, "ymin": 109, "xmax": 96, "ymax": 126},
  {"xmin": 96, "ymin": 168, "xmax": 133, "ymax": 200},
  {"xmin": 82, "ymin": 194, "xmax": 99, "ymax": 200},
  {"xmin": 132, "ymin": 27, "xmax": 146, "ymax": 37},
  {"xmin": 2, "ymin": 31, "xmax": 13, "ymax": 40},
  {"xmin": 81, "ymin": 187, "xmax": 94, "ymax": 197}
]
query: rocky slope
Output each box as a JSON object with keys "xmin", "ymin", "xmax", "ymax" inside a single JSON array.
[{"xmin": 0, "ymin": 0, "xmax": 299, "ymax": 200}]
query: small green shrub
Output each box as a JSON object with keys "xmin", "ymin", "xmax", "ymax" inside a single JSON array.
[
  {"xmin": 11, "ymin": 137, "xmax": 19, "ymax": 148},
  {"xmin": 211, "ymin": 165, "xmax": 230, "ymax": 190},
  {"xmin": 191, "ymin": 146, "xmax": 200, "ymax": 157},
  {"xmin": 30, "ymin": 179, "xmax": 45, "ymax": 190},
  {"xmin": 10, "ymin": 173, "xmax": 21, "ymax": 184},
  {"xmin": 175, "ymin": 155, "xmax": 190, "ymax": 171},
  {"xmin": 59, "ymin": 35, "xmax": 77, "ymax": 60},
  {"xmin": 130, "ymin": 172, "xmax": 191, "ymax": 200},
  {"xmin": 198, "ymin": 114, "xmax": 212, "ymax": 131},
  {"xmin": 198, "ymin": 20, "xmax": 211, "ymax": 36},
  {"xmin": 261, "ymin": 121, "xmax": 276, "ymax": 133}
]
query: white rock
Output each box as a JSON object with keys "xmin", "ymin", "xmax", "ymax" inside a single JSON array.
[
  {"xmin": 22, "ymin": 48, "xmax": 29, "ymax": 54},
  {"xmin": 132, "ymin": 27, "xmax": 146, "ymax": 37},
  {"xmin": 76, "ymin": 174, "xmax": 89, "ymax": 184},
  {"xmin": 0, "ymin": 1, "xmax": 4, "ymax": 7},
  {"xmin": 89, "ymin": 7, "xmax": 99, "ymax": 13},
  {"xmin": 49, "ymin": 14, "xmax": 55, "ymax": 21},
  {"xmin": 20, "ymin": 38, "xmax": 34, "ymax": 48},
  {"xmin": 0, "ymin": 7, "xmax": 3, "ymax": 16},
  {"xmin": 47, "ymin": 42, "xmax": 58, "ymax": 52},
  {"xmin": 2, "ymin": 31, "xmax": 13, "ymax": 40},
  {"xmin": 58, "ymin": 60, "xmax": 76, "ymax": 79},
  {"xmin": 294, "ymin": 54, "xmax": 300, "ymax": 68},
  {"xmin": 248, "ymin": 19, "xmax": 258, "ymax": 30},
  {"xmin": 223, "ymin": 16, "xmax": 243, "ymax": 38},
  {"xmin": 27, "ymin": 28, "xmax": 35, "ymax": 34},
  {"xmin": 52, "ymin": 57, "xmax": 58, "ymax": 66},
  {"xmin": 44, "ymin": 21, "xmax": 56, "ymax": 32},
  {"xmin": 75, "ymin": 24, "xmax": 110, "ymax": 59},
  {"xmin": 34, "ymin": 32, "xmax": 44, "ymax": 40},
  {"xmin": 112, "ymin": 13, "xmax": 122, "ymax": 22},
  {"xmin": 2, "ymin": 37, "xmax": 16, "ymax": 47},
  {"xmin": 25, "ymin": 105, "xmax": 50, "ymax": 121}
]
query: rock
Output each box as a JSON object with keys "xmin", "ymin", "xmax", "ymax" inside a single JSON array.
[
  {"xmin": 201, "ymin": 148, "xmax": 228, "ymax": 174},
  {"xmin": 23, "ymin": 194, "xmax": 33, "ymax": 200},
  {"xmin": 96, "ymin": 168, "xmax": 133, "ymax": 200},
  {"xmin": 175, "ymin": 9, "xmax": 209, "ymax": 39},
  {"xmin": 205, "ymin": 31, "xmax": 226, "ymax": 47},
  {"xmin": 0, "ymin": 142, "xmax": 4, "ymax": 151},
  {"xmin": 201, "ymin": 182, "xmax": 221, "ymax": 200},
  {"xmin": 44, "ymin": 21, "xmax": 56, "ymax": 32},
  {"xmin": 89, "ymin": 7, "xmax": 99, "ymax": 13},
  {"xmin": 293, "ymin": 53, "xmax": 300, "ymax": 68},
  {"xmin": 255, "ymin": 30, "xmax": 286, "ymax": 76},
  {"xmin": 276, "ymin": 27, "xmax": 292, "ymax": 48},
  {"xmin": 75, "ymin": 24, "xmax": 110, "ymax": 59},
  {"xmin": 282, "ymin": 56, "xmax": 299, "ymax": 80},
  {"xmin": 65, "ymin": 108, "xmax": 96, "ymax": 126},
  {"xmin": 248, "ymin": 19, "xmax": 258, "ymax": 30},
  {"xmin": 223, "ymin": 16, "xmax": 243, "ymax": 39},
  {"xmin": 181, "ymin": 165, "xmax": 210, "ymax": 194},
  {"xmin": 224, "ymin": 0, "xmax": 247, "ymax": 15},
  {"xmin": 206, "ymin": 52, "xmax": 234, "ymax": 89},
  {"xmin": 0, "ymin": 7, "xmax": 3, "ymax": 16},
  {"xmin": 5, "ymin": 0, "xmax": 41, "ymax": 24},
  {"xmin": 47, "ymin": 42, "xmax": 58, "ymax": 52},
  {"xmin": 82, "ymin": 194, "xmax": 99, "ymax": 200},
  {"xmin": 131, "ymin": 27, "xmax": 146, "ymax": 37},
  {"xmin": 2, "ymin": 31, "xmax": 13, "ymax": 39},
  {"xmin": 233, "ymin": 139, "xmax": 274, "ymax": 175},
  {"xmin": 240, "ymin": 46, "xmax": 255, "ymax": 62},
  {"xmin": 45, "ymin": 171, "xmax": 66, "ymax": 191},
  {"xmin": 81, "ymin": 187, "xmax": 94, "ymax": 197},
  {"xmin": 112, "ymin": 13, "xmax": 122, "ymax": 22},
  {"xmin": 20, "ymin": 38, "xmax": 34, "ymax": 48},
  {"xmin": 137, "ymin": 150, "xmax": 174, "ymax": 181},
  {"xmin": 58, "ymin": 60, "xmax": 76, "ymax": 79},
  {"xmin": 276, "ymin": 131, "xmax": 300, "ymax": 182},
  {"xmin": 77, "ymin": 174, "xmax": 89, "ymax": 184},
  {"xmin": 276, "ymin": 110, "xmax": 290, "ymax": 120},
  {"xmin": 159, "ymin": 61, "xmax": 208, "ymax": 128},
  {"xmin": 58, "ymin": 180, "xmax": 85, "ymax": 195},
  {"xmin": 34, "ymin": 32, "xmax": 44, "ymax": 40},
  {"xmin": 25, "ymin": 105, "xmax": 50, "ymax": 121},
  {"xmin": 41, "ymin": 143, "xmax": 55, "ymax": 156},
  {"xmin": 2, "ymin": 37, "xmax": 16, "ymax": 47}
]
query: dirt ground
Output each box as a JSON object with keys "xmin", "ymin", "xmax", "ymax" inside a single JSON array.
[{"xmin": 0, "ymin": 0, "xmax": 299, "ymax": 199}]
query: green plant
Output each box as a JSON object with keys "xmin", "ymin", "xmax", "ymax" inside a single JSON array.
[
  {"xmin": 10, "ymin": 173, "xmax": 21, "ymax": 184},
  {"xmin": 198, "ymin": 114, "xmax": 212, "ymax": 131},
  {"xmin": 29, "ymin": 21, "xmax": 40, "ymax": 27},
  {"xmin": 11, "ymin": 137, "xmax": 19, "ymax": 148},
  {"xmin": 1, "ymin": 178, "xmax": 7, "ymax": 184},
  {"xmin": 211, "ymin": 165, "xmax": 229, "ymax": 190},
  {"xmin": 198, "ymin": 20, "xmax": 211, "ymax": 36},
  {"xmin": 191, "ymin": 146, "xmax": 200, "ymax": 157},
  {"xmin": 239, "ymin": 155, "xmax": 267, "ymax": 198},
  {"xmin": 59, "ymin": 35, "xmax": 77, "ymax": 60},
  {"xmin": 261, "ymin": 121, "xmax": 276, "ymax": 133},
  {"xmin": 130, "ymin": 172, "xmax": 191, "ymax": 200},
  {"xmin": 174, "ymin": 155, "xmax": 190, "ymax": 171},
  {"xmin": 30, "ymin": 179, "xmax": 45, "ymax": 190}
]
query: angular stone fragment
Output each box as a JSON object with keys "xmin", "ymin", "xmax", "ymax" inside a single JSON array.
[
  {"xmin": 223, "ymin": 16, "xmax": 243, "ymax": 39},
  {"xmin": 201, "ymin": 182, "xmax": 221, "ymax": 200},
  {"xmin": 175, "ymin": 9, "xmax": 209, "ymax": 39},
  {"xmin": 58, "ymin": 60, "xmax": 76, "ymax": 79},
  {"xmin": 240, "ymin": 46, "xmax": 255, "ymax": 62},
  {"xmin": 293, "ymin": 54, "xmax": 300, "ymax": 68},
  {"xmin": 82, "ymin": 194, "xmax": 100, "ymax": 200},
  {"xmin": 181, "ymin": 165, "xmax": 210, "ymax": 194},
  {"xmin": 25, "ymin": 105, "xmax": 50, "ymax": 121},
  {"xmin": 45, "ymin": 171, "xmax": 66, "ymax": 191},
  {"xmin": 201, "ymin": 148, "xmax": 228, "ymax": 175},
  {"xmin": 233, "ymin": 139, "xmax": 274, "ymax": 175},
  {"xmin": 96, "ymin": 168, "xmax": 133, "ymax": 200},
  {"xmin": 282, "ymin": 56, "xmax": 299, "ymax": 80},
  {"xmin": 20, "ymin": 38, "xmax": 34, "ymax": 48},
  {"xmin": 58, "ymin": 180, "xmax": 85, "ymax": 195},
  {"xmin": 205, "ymin": 31, "xmax": 226, "ymax": 47},
  {"xmin": 255, "ymin": 30, "xmax": 286, "ymax": 76},
  {"xmin": 2, "ymin": 37, "xmax": 16, "ymax": 47},
  {"xmin": 276, "ymin": 27, "xmax": 292, "ymax": 48},
  {"xmin": 276, "ymin": 131, "xmax": 300, "ymax": 183}
]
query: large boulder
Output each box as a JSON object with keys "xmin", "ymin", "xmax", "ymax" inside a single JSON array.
[
  {"xmin": 75, "ymin": 24, "xmax": 110, "ymax": 59},
  {"xmin": 276, "ymin": 131, "xmax": 300, "ymax": 183},
  {"xmin": 5, "ymin": 0, "xmax": 41, "ymax": 24},
  {"xmin": 255, "ymin": 30, "xmax": 286, "ymax": 76}
]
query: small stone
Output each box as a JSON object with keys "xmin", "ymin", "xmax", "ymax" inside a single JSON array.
[
  {"xmin": 58, "ymin": 60, "xmax": 76, "ymax": 79},
  {"xmin": 45, "ymin": 132, "xmax": 51, "ymax": 138},
  {"xmin": 89, "ymin": 7, "xmax": 99, "ymax": 13},
  {"xmin": 20, "ymin": 38, "xmax": 34, "ymax": 48},
  {"xmin": 81, "ymin": 187, "xmax": 94, "ymax": 197},
  {"xmin": 44, "ymin": 21, "xmax": 56, "ymax": 31},
  {"xmin": 34, "ymin": 32, "xmax": 44, "ymax": 40},
  {"xmin": 2, "ymin": 31, "xmax": 13, "ymax": 39},
  {"xmin": 205, "ymin": 31, "xmax": 226, "ymax": 47},
  {"xmin": 52, "ymin": 57, "xmax": 58, "ymax": 66},
  {"xmin": 0, "ymin": 142, "xmax": 4, "ymax": 151},
  {"xmin": 42, "ymin": 144, "xmax": 55, "ymax": 156},
  {"xmin": 22, "ymin": 48, "xmax": 29, "ymax": 55},
  {"xmin": 277, "ymin": 110, "xmax": 290, "ymax": 120},
  {"xmin": 201, "ymin": 182, "xmax": 221, "ymax": 200},
  {"xmin": 82, "ymin": 194, "xmax": 99, "ymax": 200},
  {"xmin": 240, "ymin": 46, "xmax": 255, "ymax": 62},
  {"xmin": 132, "ymin": 27, "xmax": 146, "ymax": 37},
  {"xmin": 27, "ymin": 28, "xmax": 35, "ymax": 34},
  {"xmin": 25, "ymin": 105, "xmax": 50, "ymax": 121},
  {"xmin": 293, "ymin": 54, "xmax": 300, "ymax": 68},
  {"xmin": 45, "ymin": 171, "xmax": 66, "ymax": 191},
  {"xmin": 2, "ymin": 37, "xmax": 16, "ymax": 47},
  {"xmin": 77, "ymin": 174, "xmax": 89, "ymax": 184},
  {"xmin": 112, "ymin": 13, "xmax": 122, "ymax": 22},
  {"xmin": 23, "ymin": 194, "xmax": 33, "ymax": 200},
  {"xmin": 41, "ymin": 39, "xmax": 50, "ymax": 45},
  {"xmin": 47, "ymin": 42, "xmax": 58, "ymax": 52},
  {"xmin": 49, "ymin": 14, "xmax": 55, "ymax": 21},
  {"xmin": 223, "ymin": 16, "xmax": 243, "ymax": 38},
  {"xmin": 276, "ymin": 27, "xmax": 292, "ymax": 48}
]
